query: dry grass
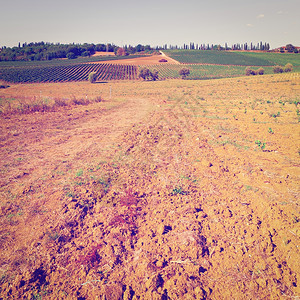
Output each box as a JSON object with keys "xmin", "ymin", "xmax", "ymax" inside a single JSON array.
[{"xmin": 0, "ymin": 95, "xmax": 102, "ymax": 115}]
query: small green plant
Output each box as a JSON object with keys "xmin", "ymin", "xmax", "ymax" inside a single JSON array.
[
  {"xmin": 255, "ymin": 140, "xmax": 266, "ymax": 150},
  {"xmin": 268, "ymin": 128, "xmax": 274, "ymax": 134},
  {"xmin": 171, "ymin": 187, "xmax": 188, "ymax": 195},
  {"xmin": 271, "ymin": 112, "xmax": 280, "ymax": 118},
  {"xmin": 76, "ymin": 169, "xmax": 83, "ymax": 177},
  {"xmin": 47, "ymin": 231, "xmax": 61, "ymax": 241}
]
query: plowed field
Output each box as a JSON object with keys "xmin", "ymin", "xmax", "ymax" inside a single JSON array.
[{"xmin": 0, "ymin": 74, "xmax": 299, "ymax": 299}]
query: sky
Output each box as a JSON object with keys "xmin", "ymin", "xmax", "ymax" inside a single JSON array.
[{"xmin": 0, "ymin": 0, "xmax": 299, "ymax": 49}]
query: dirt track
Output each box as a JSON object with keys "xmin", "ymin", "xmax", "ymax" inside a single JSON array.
[{"xmin": 0, "ymin": 75, "xmax": 299, "ymax": 299}]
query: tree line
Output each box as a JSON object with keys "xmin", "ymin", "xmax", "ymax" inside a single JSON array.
[
  {"xmin": 0, "ymin": 42, "xmax": 154, "ymax": 62},
  {"xmin": 159, "ymin": 41, "xmax": 271, "ymax": 51}
]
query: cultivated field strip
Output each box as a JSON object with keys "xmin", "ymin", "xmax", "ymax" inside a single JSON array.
[{"xmin": 0, "ymin": 63, "xmax": 138, "ymax": 83}]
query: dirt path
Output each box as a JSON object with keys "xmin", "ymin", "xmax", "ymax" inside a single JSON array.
[{"xmin": 159, "ymin": 51, "xmax": 181, "ymax": 64}]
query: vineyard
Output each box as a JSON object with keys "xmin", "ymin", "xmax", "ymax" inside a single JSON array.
[
  {"xmin": 1, "ymin": 51, "xmax": 300, "ymax": 83},
  {"xmin": 0, "ymin": 63, "xmax": 138, "ymax": 83},
  {"xmin": 141, "ymin": 64, "xmax": 279, "ymax": 80},
  {"xmin": 163, "ymin": 50, "xmax": 300, "ymax": 66}
]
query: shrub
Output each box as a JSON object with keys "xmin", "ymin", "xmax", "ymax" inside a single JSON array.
[
  {"xmin": 179, "ymin": 68, "xmax": 190, "ymax": 79},
  {"xmin": 245, "ymin": 67, "xmax": 260, "ymax": 76},
  {"xmin": 273, "ymin": 65, "xmax": 283, "ymax": 73},
  {"xmin": 245, "ymin": 67, "xmax": 254, "ymax": 76},
  {"xmin": 159, "ymin": 58, "xmax": 168, "ymax": 62},
  {"xmin": 284, "ymin": 63, "xmax": 293, "ymax": 72},
  {"xmin": 150, "ymin": 69, "xmax": 159, "ymax": 81},
  {"xmin": 139, "ymin": 67, "xmax": 150, "ymax": 80},
  {"xmin": 257, "ymin": 68, "xmax": 265, "ymax": 75},
  {"xmin": 88, "ymin": 72, "xmax": 97, "ymax": 83}
]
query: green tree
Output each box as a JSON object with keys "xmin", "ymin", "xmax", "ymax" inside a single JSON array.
[
  {"xmin": 139, "ymin": 68, "xmax": 159, "ymax": 81},
  {"xmin": 88, "ymin": 72, "xmax": 97, "ymax": 83},
  {"xmin": 286, "ymin": 44, "xmax": 295, "ymax": 53},
  {"xmin": 139, "ymin": 67, "xmax": 150, "ymax": 80},
  {"xmin": 179, "ymin": 68, "xmax": 190, "ymax": 79}
]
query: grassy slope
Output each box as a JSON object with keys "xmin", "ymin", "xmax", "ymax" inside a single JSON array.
[{"xmin": 144, "ymin": 64, "xmax": 300, "ymax": 80}]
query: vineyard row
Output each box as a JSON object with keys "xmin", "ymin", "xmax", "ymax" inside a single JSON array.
[{"xmin": 0, "ymin": 63, "xmax": 138, "ymax": 83}]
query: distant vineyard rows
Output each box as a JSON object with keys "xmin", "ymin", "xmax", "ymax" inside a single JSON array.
[
  {"xmin": 142, "ymin": 64, "xmax": 256, "ymax": 79},
  {"xmin": 163, "ymin": 50, "xmax": 300, "ymax": 66},
  {"xmin": 0, "ymin": 63, "xmax": 138, "ymax": 83}
]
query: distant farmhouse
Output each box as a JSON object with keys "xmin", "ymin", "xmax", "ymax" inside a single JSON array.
[{"xmin": 273, "ymin": 44, "xmax": 299, "ymax": 53}]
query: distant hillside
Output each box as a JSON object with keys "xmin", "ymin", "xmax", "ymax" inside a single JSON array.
[{"xmin": 164, "ymin": 50, "xmax": 300, "ymax": 66}]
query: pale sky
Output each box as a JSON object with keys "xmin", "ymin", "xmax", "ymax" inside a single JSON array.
[{"xmin": 1, "ymin": 0, "xmax": 299, "ymax": 49}]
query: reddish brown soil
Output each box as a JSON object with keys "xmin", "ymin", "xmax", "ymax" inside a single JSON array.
[
  {"xmin": 90, "ymin": 54, "xmax": 179, "ymax": 65},
  {"xmin": 0, "ymin": 75, "xmax": 299, "ymax": 299},
  {"xmin": 92, "ymin": 51, "xmax": 116, "ymax": 56}
]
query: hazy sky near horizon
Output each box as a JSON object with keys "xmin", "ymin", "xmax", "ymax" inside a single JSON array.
[{"xmin": 1, "ymin": 0, "xmax": 299, "ymax": 49}]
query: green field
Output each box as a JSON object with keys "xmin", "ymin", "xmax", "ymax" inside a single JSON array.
[
  {"xmin": 164, "ymin": 50, "xmax": 300, "ymax": 66},
  {"xmin": 1, "ymin": 50, "xmax": 300, "ymax": 83},
  {"xmin": 143, "ymin": 64, "xmax": 300, "ymax": 80}
]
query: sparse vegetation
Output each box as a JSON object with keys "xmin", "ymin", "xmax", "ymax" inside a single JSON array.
[{"xmin": 0, "ymin": 95, "xmax": 102, "ymax": 115}]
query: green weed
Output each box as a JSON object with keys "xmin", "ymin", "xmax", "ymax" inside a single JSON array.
[
  {"xmin": 255, "ymin": 140, "xmax": 266, "ymax": 150},
  {"xmin": 271, "ymin": 112, "xmax": 280, "ymax": 118},
  {"xmin": 76, "ymin": 169, "xmax": 83, "ymax": 177},
  {"xmin": 171, "ymin": 187, "xmax": 188, "ymax": 195}
]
